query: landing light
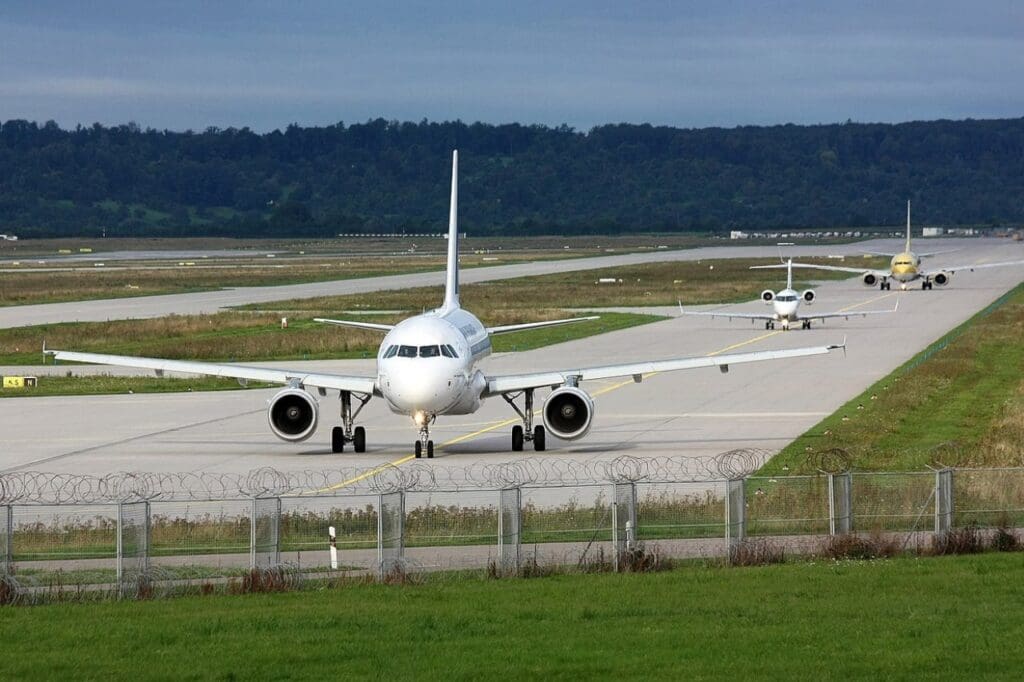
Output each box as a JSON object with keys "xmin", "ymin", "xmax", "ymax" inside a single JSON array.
[{"xmin": 414, "ymin": 411, "xmax": 428, "ymax": 426}]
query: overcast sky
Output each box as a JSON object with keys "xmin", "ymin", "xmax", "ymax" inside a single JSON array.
[{"xmin": 1, "ymin": 1, "xmax": 1022, "ymax": 132}]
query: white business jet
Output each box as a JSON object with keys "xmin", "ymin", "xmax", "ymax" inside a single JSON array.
[
  {"xmin": 47, "ymin": 152, "xmax": 844, "ymax": 459},
  {"xmin": 778, "ymin": 202, "xmax": 1024, "ymax": 290},
  {"xmin": 679, "ymin": 258, "xmax": 898, "ymax": 330}
]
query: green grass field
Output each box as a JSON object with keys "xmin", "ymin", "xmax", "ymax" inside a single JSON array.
[
  {"xmin": 3, "ymin": 553, "xmax": 1024, "ymax": 679},
  {"xmin": 760, "ymin": 283, "xmax": 1024, "ymax": 474}
]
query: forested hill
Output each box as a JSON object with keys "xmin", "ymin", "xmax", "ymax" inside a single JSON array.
[{"xmin": 2, "ymin": 117, "xmax": 1023, "ymax": 238}]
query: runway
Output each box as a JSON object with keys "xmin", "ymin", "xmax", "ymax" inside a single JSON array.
[
  {"xmin": 0, "ymin": 237, "xmax": 924, "ymax": 329},
  {"xmin": 2, "ymin": 238, "xmax": 1021, "ymax": 481}
]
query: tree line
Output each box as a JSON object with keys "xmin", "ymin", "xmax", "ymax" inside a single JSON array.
[{"xmin": 1, "ymin": 116, "xmax": 1022, "ymax": 238}]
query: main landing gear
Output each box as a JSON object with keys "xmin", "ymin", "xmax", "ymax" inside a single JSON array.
[
  {"xmin": 801, "ymin": 320, "xmax": 812, "ymax": 329},
  {"xmin": 922, "ymin": 280, "xmax": 933, "ymax": 290},
  {"xmin": 331, "ymin": 390, "xmax": 371, "ymax": 453},
  {"xmin": 765, "ymin": 320, "xmax": 776, "ymax": 330},
  {"xmin": 880, "ymin": 280, "xmax": 891, "ymax": 290},
  {"xmin": 502, "ymin": 388, "xmax": 547, "ymax": 452}
]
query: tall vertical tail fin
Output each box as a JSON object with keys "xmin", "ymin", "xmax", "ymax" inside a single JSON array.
[
  {"xmin": 786, "ymin": 258, "xmax": 793, "ymax": 290},
  {"xmin": 443, "ymin": 150, "xmax": 460, "ymax": 310},
  {"xmin": 905, "ymin": 200, "xmax": 912, "ymax": 252}
]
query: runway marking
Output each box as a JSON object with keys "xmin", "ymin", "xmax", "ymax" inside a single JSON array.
[
  {"xmin": 836, "ymin": 292, "xmax": 896, "ymax": 312},
  {"xmin": 322, "ymin": 327, "xmax": 789, "ymax": 491}
]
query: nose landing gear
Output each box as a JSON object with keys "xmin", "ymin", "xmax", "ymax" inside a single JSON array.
[
  {"xmin": 414, "ymin": 414, "xmax": 436, "ymax": 458},
  {"xmin": 502, "ymin": 388, "xmax": 547, "ymax": 452}
]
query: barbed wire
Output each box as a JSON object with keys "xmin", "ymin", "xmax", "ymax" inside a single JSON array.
[{"xmin": 0, "ymin": 449, "xmax": 776, "ymax": 504}]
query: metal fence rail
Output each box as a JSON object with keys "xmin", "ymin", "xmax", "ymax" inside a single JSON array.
[{"xmin": 3, "ymin": 466, "xmax": 1024, "ymax": 592}]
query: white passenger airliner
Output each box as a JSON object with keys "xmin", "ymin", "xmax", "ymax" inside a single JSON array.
[
  {"xmin": 679, "ymin": 258, "xmax": 898, "ymax": 330},
  {"xmin": 777, "ymin": 202, "xmax": 1024, "ymax": 290},
  {"xmin": 47, "ymin": 152, "xmax": 844, "ymax": 458}
]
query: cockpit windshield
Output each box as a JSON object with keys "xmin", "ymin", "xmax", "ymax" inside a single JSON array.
[
  {"xmin": 776, "ymin": 294, "xmax": 797, "ymax": 302},
  {"xmin": 383, "ymin": 343, "xmax": 459, "ymax": 359}
]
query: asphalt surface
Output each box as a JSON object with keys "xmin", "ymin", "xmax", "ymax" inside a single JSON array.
[{"xmin": 2, "ymin": 238, "xmax": 1022, "ymax": 482}]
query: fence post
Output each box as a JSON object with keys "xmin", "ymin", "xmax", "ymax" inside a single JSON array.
[
  {"xmin": 498, "ymin": 488, "xmax": 521, "ymax": 575},
  {"xmin": 828, "ymin": 472, "xmax": 853, "ymax": 535},
  {"xmin": 612, "ymin": 482, "xmax": 637, "ymax": 570},
  {"xmin": 251, "ymin": 497, "xmax": 282, "ymax": 569},
  {"xmin": 1, "ymin": 505, "xmax": 12, "ymax": 576},
  {"xmin": 725, "ymin": 478, "xmax": 746, "ymax": 549},
  {"xmin": 935, "ymin": 469, "xmax": 954, "ymax": 534},
  {"xmin": 378, "ymin": 491, "xmax": 405, "ymax": 580},
  {"xmin": 117, "ymin": 500, "xmax": 150, "ymax": 595}
]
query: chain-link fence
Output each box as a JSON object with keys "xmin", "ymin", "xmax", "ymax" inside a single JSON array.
[{"xmin": 4, "ymin": 466, "xmax": 1024, "ymax": 590}]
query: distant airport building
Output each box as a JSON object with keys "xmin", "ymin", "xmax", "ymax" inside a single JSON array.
[
  {"xmin": 0, "ymin": 234, "xmax": 18, "ymax": 241},
  {"xmin": 922, "ymin": 227, "xmax": 943, "ymax": 237}
]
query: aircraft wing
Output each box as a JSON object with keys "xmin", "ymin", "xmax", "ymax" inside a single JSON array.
[
  {"xmin": 802, "ymin": 299, "xmax": 899, "ymax": 322},
  {"xmin": 45, "ymin": 350, "xmax": 377, "ymax": 394},
  {"xmin": 486, "ymin": 315, "xmax": 599, "ymax": 335},
  {"xmin": 921, "ymin": 259, "xmax": 1024, "ymax": 276},
  {"xmin": 483, "ymin": 342, "xmax": 843, "ymax": 396},
  {"xmin": 314, "ymin": 318, "xmax": 395, "ymax": 332},
  {"xmin": 677, "ymin": 305, "xmax": 773, "ymax": 322},
  {"xmin": 916, "ymin": 249, "xmax": 960, "ymax": 258},
  {"xmin": 752, "ymin": 262, "xmax": 890, "ymax": 277}
]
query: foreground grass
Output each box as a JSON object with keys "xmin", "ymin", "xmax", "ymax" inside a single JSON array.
[
  {"xmin": 3, "ymin": 553, "xmax": 1024, "ymax": 678},
  {"xmin": 761, "ymin": 283, "xmax": 1024, "ymax": 475}
]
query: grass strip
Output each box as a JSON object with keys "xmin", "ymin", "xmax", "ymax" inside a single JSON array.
[
  {"xmin": 3, "ymin": 553, "xmax": 1024, "ymax": 678},
  {"xmin": 759, "ymin": 283, "xmax": 1024, "ymax": 474}
]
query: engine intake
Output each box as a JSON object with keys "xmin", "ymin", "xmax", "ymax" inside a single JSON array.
[
  {"xmin": 801, "ymin": 289, "xmax": 815, "ymax": 303},
  {"xmin": 542, "ymin": 386, "xmax": 594, "ymax": 441},
  {"xmin": 761, "ymin": 289, "xmax": 775, "ymax": 303},
  {"xmin": 933, "ymin": 271, "xmax": 950, "ymax": 286},
  {"xmin": 862, "ymin": 273, "xmax": 877, "ymax": 286},
  {"xmin": 268, "ymin": 388, "xmax": 319, "ymax": 442}
]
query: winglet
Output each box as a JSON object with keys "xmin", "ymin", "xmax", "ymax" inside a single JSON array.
[
  {"xmin": 826, "ymin": 336, "xmax": 847, "ymax": 355},
  {"xmin": 443, "ymin": 150, "xmax": 460, "ymax": 311},
  {"xmin": 678, "ymin": 299, "xmax": 684, "ymax": 315}
]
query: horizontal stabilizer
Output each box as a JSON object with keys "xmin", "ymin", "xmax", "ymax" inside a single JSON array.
[
  {"xmin": 486, "ymin": 315, "xmax": 599, "ymax": 335},
  {"xmin": 314, "ymin": 318, "xmax": 395, "ymax": 333}
]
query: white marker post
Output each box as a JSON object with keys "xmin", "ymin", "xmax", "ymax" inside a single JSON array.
[{"xmin": 328, "ymin": 525, "xmax": 338, "ymax": 570}]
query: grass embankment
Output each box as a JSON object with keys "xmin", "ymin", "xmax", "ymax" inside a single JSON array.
[
  {"xmin": 3, "ymin": 554, "xmax": 1024, "ymax": 678},
  {"xmin": 761, "ymin": 283, "xmax": 1024, "ymax": 475},
  {"xmin": 1, "ymin": 249, "xmax": 594, "ymax": 307},
  {"xmin": 243, "ymin": 256, "xmax": 886, "ymax": 312},
  {"xmin": 0, "ymin": 375, "xmax": 274, "ymax": 398}
]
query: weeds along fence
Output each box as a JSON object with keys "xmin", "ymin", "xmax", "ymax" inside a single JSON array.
[{"xmin": 2, "ymin": 458, "xmax": 1024, "ymax": 596}]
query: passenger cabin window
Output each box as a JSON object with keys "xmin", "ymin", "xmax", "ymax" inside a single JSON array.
[
  {"xmin": 419, "ymin": 345, "xmax": 441, "ymax": 358},
  {"xmin": 383, "ymin": 345, "xmax": 399, "ymax": 359},
  {"xmin": 397, "ymin": 345, "xmax": 417, "ymax": 358}
]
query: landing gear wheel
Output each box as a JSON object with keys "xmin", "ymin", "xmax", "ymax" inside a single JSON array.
[
  {"xmin": 923, "ymin": 281, "xmax": 931, "ymax": 290},
  {"xmin": 332, "ymin": 426, "xmax": 345, "ymax": 453},
  {"xmin": 415, "ymin": 440, "xmax": 422, "ymax": 458},
  {"xmin": 353, "ymin": 426, "xmax": 366, "ymax": 453},
  {"xmin": 427, "ymin": 440, "xmax": 434, "ymax": 458},
  {"xmin": 512, "ymin": 425, "xmax": 524, "ymax": 451},
  {"xmin": 533, "ymin": 425, "xmax": 546, "ymax": 451}
]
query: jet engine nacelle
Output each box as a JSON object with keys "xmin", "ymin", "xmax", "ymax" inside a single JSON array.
[
  {"xmin": 801, "ymin": 289, "xmax": 815, "ymax": 304},
  {"xmin": 761, "ymin": 289, "xmax": 775, "ymax": 304},
  {"xmin": 933, "ymin": 271, "xmax": 950, "ymax": 286},
  {"xmin": 861, "ymin": 273, "xmax": 877, "ymax": 286},
  {"xmin": 542, "ymin": 386, "xmax": 594, "ymax": 441},
  {"xmin": 268, "ymin": 388, "xmax": 319, "ymax": 442}
]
